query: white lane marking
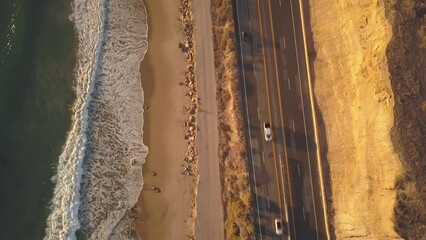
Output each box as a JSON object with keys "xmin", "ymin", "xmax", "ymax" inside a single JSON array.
[
  {"xmin": 262, "ymin": 151, "xmax": 265, "ymax": 164},
  {"xmin": 302, "ymin": 206, "xmax": 306, "ymax": 219},
  {"xmin": 292, "ymin": 119, "xmax": 296, "ymax": 132},
  {"xmin": 249, "ymin": 20, "xmax": 252, "ymax": 32},
  {"xmin": 253, "ymin": 63, "xmax": 256, "ymax": 77},
  {"xmin": 296, "ymin": 74, "xmax": 301, "ymax": 97},
  {"xmin": 280, "ymin": 35, "xmax": 287, "ymax": 50},
  {"xmin": 283, "ymin": 35, "xmax": 286, "ymax": 48},
  {"xmin": 235, "ymin": 3, "xmax": 263, "ymax": 239},
  {"xmin": 290, "ymin": 0, "xmax": 320, "ymax": 238},
  {"xmin": 267, "ymin": 197, "xmax": 271, "ymax": 209},
  {"xmin": 257, "ymin": 107, "xmax": 260, "ymax": 120},
  {"xmin": 297, "ymin": 163, "xmax": 301, "ymax": 176},
  {"xmin": 279, "ymin": 153, "xmax": 290, "ymax": 232},
  {"xmin": 287, "ymin": 77, "xmax": 291, "ymax": 90},
  {"xmin": 279, "ymin": 0, "xmax": 282, "ymax": 7}
]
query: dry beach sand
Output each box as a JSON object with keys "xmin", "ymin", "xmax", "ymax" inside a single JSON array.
[{"xmin": 133, "ymin": 0, "xmax": 199, "ymax": 239}]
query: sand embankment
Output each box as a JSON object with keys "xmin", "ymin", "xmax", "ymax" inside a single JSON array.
[
  {"xmin": 307, "ymin": 0, "xmax": 403, "ymax": 238},
  {"xmin": 134, "ymin": 0, "xmax": 199, "ymax": 239}
]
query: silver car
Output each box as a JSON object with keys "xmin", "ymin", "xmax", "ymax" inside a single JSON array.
[
  {"xmin": 264, "ymin": 122, "xmax": 272, "ymax": 141},
  {"xmin": 275, "ymin": 218, "xmax": 283, "ymax": 235}
]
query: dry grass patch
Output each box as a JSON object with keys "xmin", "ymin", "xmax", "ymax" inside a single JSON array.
[
  {"xmin": 385, "ymin": 0, "xmax": 426, "ymax": 239},
  {"xmin": 211, "ymin": 0, "xmax": 255, "ymax": 239}
]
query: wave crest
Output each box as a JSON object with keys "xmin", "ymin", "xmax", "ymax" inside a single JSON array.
[{"xmin": 45, "ymin": 0, "xmax": 148, "ymax": 239}]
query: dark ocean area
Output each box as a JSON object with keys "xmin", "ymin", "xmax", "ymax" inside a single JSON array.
[{"xmin": 0, "ymin": 0, "xmax": 76, "ymax": 238}]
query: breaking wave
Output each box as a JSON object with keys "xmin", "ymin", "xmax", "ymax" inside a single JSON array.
[{"xmin": 44, "ymin": 0, "xmax": 148, "ymax": 239}]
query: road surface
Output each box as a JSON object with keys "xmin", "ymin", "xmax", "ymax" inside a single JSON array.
[{"xmin": 233, "ymin": 0, "xmax": 329, "ymax": 239}]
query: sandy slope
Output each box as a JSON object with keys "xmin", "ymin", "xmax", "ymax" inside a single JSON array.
[{"xmin": 307, "ymin": 0, "xmax": 403, "ymax": 238}]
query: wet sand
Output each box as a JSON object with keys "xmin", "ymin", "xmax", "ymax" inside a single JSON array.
[{"xmin": 134, "ymin": 0, "xmax": 198, "ymax": 239}]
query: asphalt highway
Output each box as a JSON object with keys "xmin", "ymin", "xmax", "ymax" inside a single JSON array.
[{"xmin": 233, "ymin": 0, "xmax": 329, "ymax": 239}]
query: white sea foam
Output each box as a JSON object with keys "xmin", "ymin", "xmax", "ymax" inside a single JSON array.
[
  {"xmin": 44, "ymin": 0, "xmax": 148, "ymax": 239},
  {"xmin": 0, "ymin": 3, "xmax": 19, "ymax": 65}
]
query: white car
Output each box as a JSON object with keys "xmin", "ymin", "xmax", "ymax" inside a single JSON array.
[
  {"xmin": 275, "ymin": 218, "xmax": 283, "ymax": 235},
  {"xmin": 263, "ymin": 122, "xmax": 272, "ymax": 141}
]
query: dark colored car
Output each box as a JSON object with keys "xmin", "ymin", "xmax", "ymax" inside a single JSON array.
[{"xmin": 241, "ymin": 31, "xmax": 249, "ymax": 43}]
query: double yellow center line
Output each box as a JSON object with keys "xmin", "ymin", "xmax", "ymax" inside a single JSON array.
[
  {"xmin": 255, "ymin": 0, "xmax": 294, "ymax": 215},
  {"xmin": 255, "ymin": 0, "xmax": 283, "ymax": 211}
]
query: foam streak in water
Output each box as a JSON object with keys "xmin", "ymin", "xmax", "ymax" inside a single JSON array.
[{"xmin": 44, "ymin": 0, "xmax": 148, "ymax": 239}]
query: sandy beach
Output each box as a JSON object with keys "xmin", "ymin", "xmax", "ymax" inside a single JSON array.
[{"xmin": 134, "ymin": 0, "xmax": 198, "ymax": 239}]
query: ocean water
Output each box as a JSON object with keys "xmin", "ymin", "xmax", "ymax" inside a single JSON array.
[
  {"xmin": 44, "ymin": 0, "xmax": 149, "ymax": 239},
  {"xmin": 0, "ymin": 0, "xmax": 76, "ymax": 239},
  {"xmin": 0, "ymin": 0, "xmax": 149, "ymax": 239}
]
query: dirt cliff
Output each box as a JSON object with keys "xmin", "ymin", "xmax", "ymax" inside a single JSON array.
[{"xmin": 306, "ymin": 0, "xmax": 403, "ymax": 238}]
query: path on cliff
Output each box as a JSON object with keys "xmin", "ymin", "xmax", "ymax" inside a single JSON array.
[{"xmin": 194, "ymin": 0, "xmax": 225, "ymax": 239}]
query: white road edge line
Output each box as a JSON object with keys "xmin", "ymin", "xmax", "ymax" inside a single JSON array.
[
  {"xmin": 297, "ymin": 163, "xmax": 301, "ymax": 176},
  {"xmin": 290, "ymin": 0, "xmax": 320, "ymax": 239},
  {"xmin": 298, "ymin": 0, "xmax": 331, "ymax": 237},
  {"xmin": 235, "ymin": 2, "xmax": 263, "ymax": 239},
  {"xmin": 287, "ymin": 77, "xmax": 291, "ymax": 90}
]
